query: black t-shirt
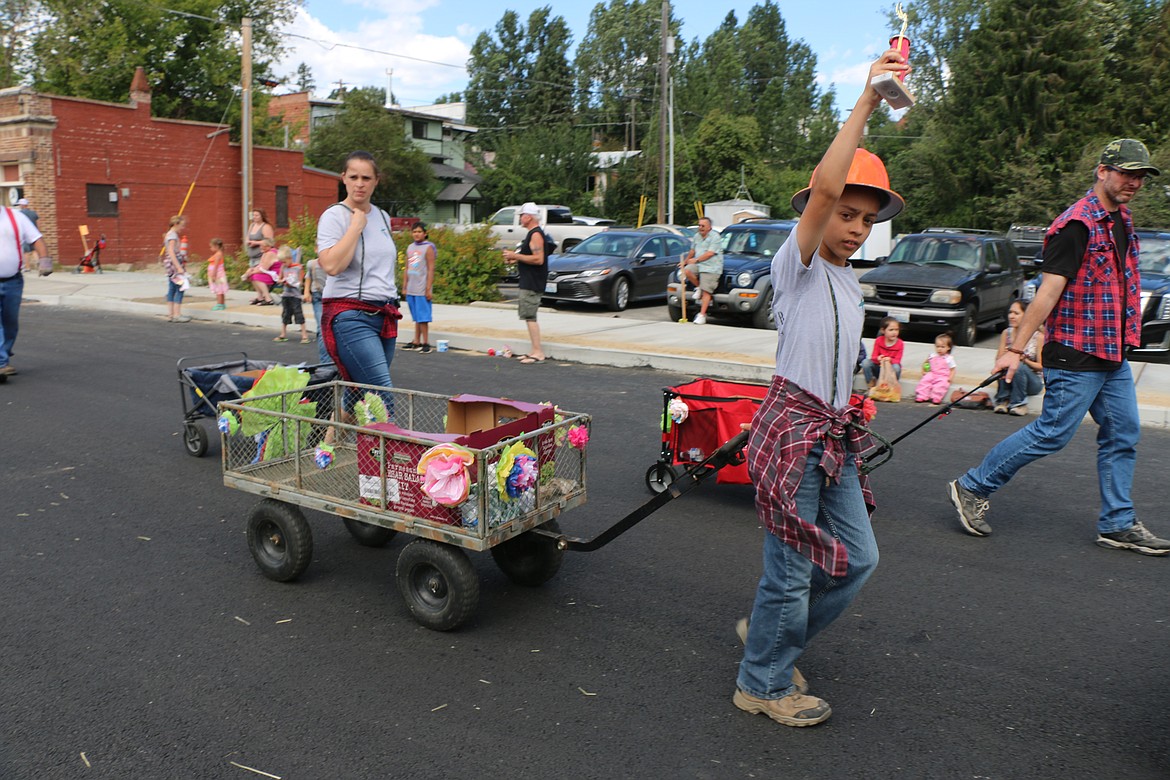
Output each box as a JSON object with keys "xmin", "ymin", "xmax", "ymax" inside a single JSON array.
[
  {"xmin": 1039, "ymin": 217, "xmax": 1126, "ymax": 372},
  {"xmin": 517, "ymin": 226, "xmax": 549, "ymax": 292}
]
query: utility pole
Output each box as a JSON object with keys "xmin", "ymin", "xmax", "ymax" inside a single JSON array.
[
  {"xmin": 241, "ymin": 17, "xmax": 253, "ymax": 251},
  {"xmin": 656, "ymin": 1, "xmax": 670, "ymax": 224}
]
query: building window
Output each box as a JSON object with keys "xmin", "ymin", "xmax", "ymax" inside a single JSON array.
[
  {"xmin": 86, "ymin": 184, "xmax": 118, "ymax": 217},
  {"xmin": 275, "ymin": 186, "xmax": 289, "ymax": 228},
  {"xmin": 412, "ymin": 120, "xmax": 428, "ymax": 140}
]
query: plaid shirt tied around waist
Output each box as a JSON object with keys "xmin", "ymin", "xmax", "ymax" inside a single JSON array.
[
  {"xmin": 1045, "ymin": 191, "xmax": 1142, "ymax": 361},
  {"xmin": 747, "ymin": 376, "xmax": 876, "ymax": 579}
]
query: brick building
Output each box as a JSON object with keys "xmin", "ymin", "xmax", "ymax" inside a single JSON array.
[
  {"xmin": 0, "ymin": 68, "xmax": 339, "ymax": 267},
  {"xmin": 268, "ymin": 93, "xmax": 482, "ymax": 225}
]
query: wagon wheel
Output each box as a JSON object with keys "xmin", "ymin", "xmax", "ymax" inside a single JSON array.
[
  {"xmin": 395, "ymin": 539, "xmax": 479, "ymax": 631},
  {"xmin": 342, "ymin": 517, "xmax": 397, "ymax": 548},
  {"xmin": 246, "ymin": 499, "xmax": 313, "ymax": 582},
  {"xmin": 490, "ymin": 519, "xmax": 564, "ymax": 587},
  {"xmin": 644, "ymin": 463, "xmax": 679, "ymax": 494},
  {"xmin": 183, "ymin": 423, "xmax": 209, "ymax": 457}
]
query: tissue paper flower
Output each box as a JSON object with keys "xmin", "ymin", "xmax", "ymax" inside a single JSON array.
[
  {"xmin": 496, "ymin": 441, "xmax": 537, "ymax": 500},
  {"xmin": 314, "ymin": 443, "xmax": 334, "ymax": 469},
  {"xmin": 568, "ymin": 425, "xmax": 589, "ymax": 449},
  {"xmin": 417, "ymin": 444, "xmax": 474, "ymax": 506},
  {"xmin": 669, "ymin": 398, "xmax": 689, "ymax": 424}
]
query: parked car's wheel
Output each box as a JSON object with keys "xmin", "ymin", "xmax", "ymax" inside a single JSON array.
[
  {"xmin": 607, "ymin": 276, "xmax": 631, "ymax": 312},
  {"xmin": 751, "ymin": 288, "xmax": 776, "ymax": 330},
  {"xmin": 667, "ymin": 301, "xmax": 683, "ymax": 322},
  {"xmin": 956, "ymin": 304, "xmax": 979, "ymax": 346}
]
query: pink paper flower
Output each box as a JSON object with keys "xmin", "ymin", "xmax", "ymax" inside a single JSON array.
[{"xmin": 568, "ymin": 425, "xmax": 589, "ymax": 450}]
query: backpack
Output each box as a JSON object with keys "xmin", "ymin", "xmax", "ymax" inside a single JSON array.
[{"xmin": 541, "ymin": 229, "xmax": 558, "ymax": 256}]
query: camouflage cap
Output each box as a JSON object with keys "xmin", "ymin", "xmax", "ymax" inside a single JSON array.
[{"xmin": 1099, "ymin": 138, "xmax": 1160, "ymax": 176}]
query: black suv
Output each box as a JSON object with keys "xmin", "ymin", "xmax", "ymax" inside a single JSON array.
[
  {"xmin": 858, "ymin": 228, "xmax": 1025, "ymax": 345},
  {"xmin": 665, "ymin": 219, "xmax": 796, "ymax": 329}
]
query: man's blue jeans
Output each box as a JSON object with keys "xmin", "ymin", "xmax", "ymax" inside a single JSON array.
[
  {"xmin": 330, "ymin": 308, "xmax": 397, "ymax": 412},
  {"xmin": 959, "ymin": 363, "xmax": 1140, "ymax": 533},
  {"xmin": 0, "ymin": 272, "xmax": 24, "ymax": 368},
  {"xmin": 737, "ymin": 444, "xmax": 879, "ymax": 699}
]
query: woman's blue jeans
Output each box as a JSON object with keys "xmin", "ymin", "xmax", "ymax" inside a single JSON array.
[
  {"xmin": 737, "ymin": 444, "xmax": 879, "ymax": 699},
  {"xmin": 329, "ymin": 308, "xmax": 397, "ymax": 413},
  {"xmin": 0, "ymin": 272, "xmax": 24, "ymax": 368},
  {"xmin": 995, "ymin": 368, "xmax": 1042, "ymax": 408},
  {"xmin": 959, "ymin": 363, "xmax": 1140, "ymax": 533}
]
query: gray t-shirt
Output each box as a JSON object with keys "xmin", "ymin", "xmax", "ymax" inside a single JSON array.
[
  {"xmin": 316, "ymin": 204, "xmax": 399, "ymax": 301},
  {"xmin": 770, "ymin": 231, "xmax": 864, "ymax": 409}
]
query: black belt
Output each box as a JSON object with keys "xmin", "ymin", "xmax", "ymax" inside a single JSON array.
[{"xmin": 0, "ymin": 272, "xmax": 21, "ymax": 282}]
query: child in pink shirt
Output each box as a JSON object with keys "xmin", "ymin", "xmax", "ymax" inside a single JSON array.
[
  {"xmin": 915, "ymin": 332, "xmax": 957, "ymax": 403},
  {"xmin": 861, "ymin": 317, "xmax": 904, "ymax": 388}
]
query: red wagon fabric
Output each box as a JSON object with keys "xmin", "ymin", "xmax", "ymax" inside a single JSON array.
[{"xmin": 663, "ymin": 378, "xmax": 768, "ymax": 485}]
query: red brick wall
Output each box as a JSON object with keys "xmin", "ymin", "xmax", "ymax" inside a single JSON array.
[
  {"xmin": 268, "ymin": 93, "xmax": 311, "ymax": 148},
  {"xmin": 47, "ymin": 94, "xmax": 337, "ymax": 266}
]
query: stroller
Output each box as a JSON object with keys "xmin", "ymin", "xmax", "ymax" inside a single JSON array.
[{"xmin": 75, "ymin": 234, "xmax": 106, "ymax": 274}]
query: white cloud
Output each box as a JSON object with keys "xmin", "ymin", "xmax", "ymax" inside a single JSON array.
[{"xmin": 275, "ymin": 6, "xmax": 470, "ymax": 105}]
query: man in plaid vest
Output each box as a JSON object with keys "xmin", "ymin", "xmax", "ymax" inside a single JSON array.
[{"xmin": 949, "ymin": 138, "xmax": 1169, "ymax": 556}]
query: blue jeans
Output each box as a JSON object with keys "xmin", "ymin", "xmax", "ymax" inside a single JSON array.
[
  {"xmin": 738, "ymin": 444, "xmax": 879, "ymax": 699},
  {"xmin": 0, "ymin": 272, "xmax": 24, "ymax": 368},
  {"xmin": 330, "ymin": 308, "xmax": 397, "ymax": 412},
  {"xmin": 310, "ymin": 293, "xmax": 328, "ymax": 364},
  {"xmin": 166, "ymin": 279, "xmax": 184, "ymax": 303},
  {"xmin": 959, "ymin": 363, "xmax": 1140, "ymax": 533},
  {"xmin": 995, "ymin": 368, "xmax": 1043, "ymax": 408}
]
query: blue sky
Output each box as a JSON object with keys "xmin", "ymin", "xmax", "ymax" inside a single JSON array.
[{"xmin": 276, "ymin": 0, "xmax": 897, "ymax": 115}]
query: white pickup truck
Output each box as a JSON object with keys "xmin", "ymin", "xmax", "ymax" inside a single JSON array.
[{"xmin": 485, "ymin": 205, "xmax": 608, "ymax": 252}]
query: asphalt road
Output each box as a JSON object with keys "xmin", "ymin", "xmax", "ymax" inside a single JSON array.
[{"xmin": 3, "ymin": 305, "xmax": 1168, "ymax": 779}]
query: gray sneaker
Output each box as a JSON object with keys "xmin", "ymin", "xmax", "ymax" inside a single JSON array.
[
  {"xmin": 948, "ymin": 479, "xmax": 991, "ymax": 536},
  {"xmin": 1096, "ymin": 522, "xmax": 1170, "ymax": 556}
]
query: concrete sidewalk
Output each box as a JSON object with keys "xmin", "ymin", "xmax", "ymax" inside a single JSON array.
[{"xmin": 21, "ymin": 269, "xmax": 1170, "ymax": 427}]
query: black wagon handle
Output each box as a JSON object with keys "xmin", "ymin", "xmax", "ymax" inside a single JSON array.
[{"xmin": 861, "ymin": 370, "xmax": 1006, "ymax": 471}]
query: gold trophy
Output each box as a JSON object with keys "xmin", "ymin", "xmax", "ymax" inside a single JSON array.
[{"xmin": 871, "ymin": 3, "xmax": 915, "ymax": 109}]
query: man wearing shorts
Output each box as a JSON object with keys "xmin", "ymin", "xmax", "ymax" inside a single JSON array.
[
  {"xmin": 502, "ymin": 202, "xmax": 548, "ymax": 364},
  {"xmin": 681, "ymin": 217, "xmax": 722, "ymax": 324}
]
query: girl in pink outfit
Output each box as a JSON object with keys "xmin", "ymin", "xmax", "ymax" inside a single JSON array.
[{"xmin": 915, "ymin": 332, "xmax": 956, "ymax": 403}]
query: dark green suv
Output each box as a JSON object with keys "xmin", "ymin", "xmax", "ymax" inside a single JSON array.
[{"xmin": 858, "ymin": 229, "xmax": 1025, "ymax": 345}]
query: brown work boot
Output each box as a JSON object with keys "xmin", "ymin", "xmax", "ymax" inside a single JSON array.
[
  {"xmin": 734, "ymin": 617, "xmax": 809, "ymax": 694},
  {"xmin": 733, "ymin": 689, "xmax": 831, "ymax": 727}
]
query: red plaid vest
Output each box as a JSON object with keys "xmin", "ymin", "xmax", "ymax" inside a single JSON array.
[{"xmin": 1043, "ymin": 191, "xmax": 1141, "ymax": 361}]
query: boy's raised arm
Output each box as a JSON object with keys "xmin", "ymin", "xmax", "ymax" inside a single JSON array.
[{"xmin": 796, "ymin": 50, "xmax": 909, "ymax": 265}]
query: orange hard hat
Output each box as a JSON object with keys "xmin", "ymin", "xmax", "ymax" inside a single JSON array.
[{"xmin": 790, "ymin": 148, "xmax": 904, "ymax": 222}]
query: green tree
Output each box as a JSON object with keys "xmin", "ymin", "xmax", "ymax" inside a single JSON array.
[
  {"xmin": 904, "ymin": 0, "xmax": 1112, "ymax": 229},
  {"xmin": 291, "ymin": 62, "xmax": 314, "ymax": 94},
  {"xmin": 574, "ymin": 0, "xmax": 679, "ymax": 128},
  {"xmin": 466, "ymin": 7, "xmax": 574, "ymax": 135},
  {"xmin": 306, "ymin": 89, "xmax": 436, "ymax": 216},
  {"xmin": 887, "ymin": 0, "xmax": 984, "ymax": 106},
  {"xmin": 0, "ymin": 0, "xmax": 41, "ymax": 87},
  {"xmin": 30, "ymin": 0, "xmax": 298, "ymax": 123},
  {"xmin": 476, "ymin": 124, "xmax": 597, "ymax": 215}
]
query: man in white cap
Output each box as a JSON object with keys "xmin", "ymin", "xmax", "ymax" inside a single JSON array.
[
  {"xmin": 949, "ymin": 138, "xmax": 1170, "ymax": 556},
  {"xmin": 502, "ymin": 202, "xmax": 549, "ymax": 364},
  {"xmin": 1, "ymin": 202, "xmax": 51, "ymax": 377}
]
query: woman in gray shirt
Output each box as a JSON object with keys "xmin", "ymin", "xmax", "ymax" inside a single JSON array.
[{"xmin": 315, "ymin": 151, "xmax": 401, "ymax": 391}]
